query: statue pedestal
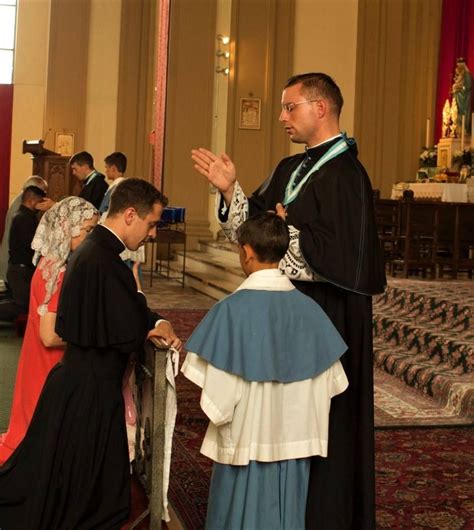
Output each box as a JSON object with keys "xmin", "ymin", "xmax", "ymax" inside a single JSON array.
[{"xmin": 437, "ymin": 137, "xmax": 470, "ymax": 168}]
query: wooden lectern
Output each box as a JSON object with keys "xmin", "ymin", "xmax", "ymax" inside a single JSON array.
[{"xmin": 22, "ymin": 140, "xmax": 80, "ymax": 201}]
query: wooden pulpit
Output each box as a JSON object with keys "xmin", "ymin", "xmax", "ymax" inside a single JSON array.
[{"xmin": 22, "ymin": 140, "xmax": 80, "ymax": 201}]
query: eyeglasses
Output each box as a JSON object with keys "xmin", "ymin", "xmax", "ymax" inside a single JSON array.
[{"xmin": 281, "ymin": 99, "xmax": 319, "ymax": 113}]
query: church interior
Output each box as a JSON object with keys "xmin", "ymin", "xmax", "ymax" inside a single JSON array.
[{"xmin": 0, "ymin": 0, "xmax": 473, "ymax": 529}]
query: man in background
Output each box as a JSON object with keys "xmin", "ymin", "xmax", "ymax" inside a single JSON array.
[
  {"xmin": 0, "ymin": 185, "xmax": 46, "ymax": 321},
  {"xmin": 99, "ymin": 151, "xmax": 127, "ymax": 214},
  {"xmin": 0, "ymin": 176, "xmax": 50, "ymax": 289},
  {"xmin": 70, "ymin": 151, "xmax": 108, "ymax": 210},
  {"xmin": 99, "ymin": 151, "xmax": 145, "ymax": 275}
]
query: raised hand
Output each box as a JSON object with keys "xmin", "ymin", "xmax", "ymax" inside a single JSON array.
[{"xmin": 191, "ymin": 148, "xmax": 236, "ymax": 195}]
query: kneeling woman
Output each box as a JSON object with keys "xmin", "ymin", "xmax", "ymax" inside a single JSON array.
[{"xmin": 0, "ymin": 197, "xmax": 98, "ymax": 463}]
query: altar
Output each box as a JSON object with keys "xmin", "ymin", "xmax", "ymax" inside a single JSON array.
[{"xmin": 391, "ymin": 182, "xmax": 468, "ymax": 202}]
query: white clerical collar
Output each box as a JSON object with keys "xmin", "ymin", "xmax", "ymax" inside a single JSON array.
[
  {"xmin": 101, "ymin": 223, "xmax": 127, "ymax": 250},
  {"xmin": 236, "ymin": 268, "xmax": 295, "ymax": 292},
  {"xmin": 306, "ymin": 133, "xmax": 342, "ymax": 151},
  {"xmin": 84, "ymin": 170, "xmax": 97, "ymax": 186}
]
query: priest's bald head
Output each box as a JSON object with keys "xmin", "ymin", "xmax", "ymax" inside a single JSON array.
[{"xmin": 105, "ymin": 178, "xmax": 168, "ymax": 251}]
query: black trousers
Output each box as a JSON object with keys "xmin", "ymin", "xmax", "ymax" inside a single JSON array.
[{"xmin": 0, "ymin": 264, "xmax": 34, "ymax": 321}]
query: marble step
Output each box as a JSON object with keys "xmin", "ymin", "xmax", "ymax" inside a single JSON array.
[
  {"xmin": 171, "ymin": 243, "xmax": 244, "ymax": 299},
  {"xmin": 197, "ymin": 239, "xmax": 240, "ymax": 262},
  {"xmin": 167, "ymin": 260, "xmax": 236, "ymax": 300}
]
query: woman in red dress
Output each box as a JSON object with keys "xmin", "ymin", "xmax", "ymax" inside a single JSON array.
[{"xmin": 0, "ymin": 197, "xmax": 98, "ymax": 464}]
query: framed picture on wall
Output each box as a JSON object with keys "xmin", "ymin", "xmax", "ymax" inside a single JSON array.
[
  {"xmin": 55, "ymin": 132, "xmax": 75, "ymax": 157},
  {"xmin": 239, "ymin": 98, "xmax": 261, "ymax": 130}
]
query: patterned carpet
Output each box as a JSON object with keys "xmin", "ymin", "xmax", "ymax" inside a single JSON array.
[
  {"xmin": 373, "ymin": 278, "xmax": 473, "ymax": 424},
  {"xmin": 374, "ymin": 368, "xmax": 472, "ymax": 427}
]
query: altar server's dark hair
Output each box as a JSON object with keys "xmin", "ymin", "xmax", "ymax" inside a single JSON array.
[
  {"xmin": 285, "ymin": 72, "xmax": 343, "ymax": 117},
  {"xmin": 108, "ymin": 178, "xmax": 168, "ymax": 218},
  {"xmin": 237, "ymin": 212, "xmax": 289, "ymax": 263}
]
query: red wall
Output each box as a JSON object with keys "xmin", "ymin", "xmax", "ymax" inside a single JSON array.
[{"xmin": 0, "ymin": 84, "xmax": 13, "ymax": 241}]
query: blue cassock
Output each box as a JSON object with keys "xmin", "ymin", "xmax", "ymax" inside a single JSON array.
[{"xmin": 185, "ymin": 287, "xmax": 347, "ymax": 530}]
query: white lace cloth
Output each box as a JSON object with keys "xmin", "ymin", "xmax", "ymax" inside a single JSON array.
[
  {"xmin": 31, "ymin": 196, "xmax": 98, "ymax": 315},
  {"xmin": 161, "ymin": 346, "xmax": 179, "ymax": 521}
]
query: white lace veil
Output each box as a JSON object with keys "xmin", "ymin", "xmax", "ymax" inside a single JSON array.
[{"xmin": 32, "ymin": 196, "xmax": 98, "ymax": 316}]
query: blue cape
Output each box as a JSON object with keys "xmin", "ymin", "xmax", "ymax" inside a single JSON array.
[{"xmin": 185, "ymin": 289, "xmax": 347, "ymax": 383}]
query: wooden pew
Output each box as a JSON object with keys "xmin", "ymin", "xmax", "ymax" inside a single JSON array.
[
  {"xmin": 374, "ymin": 196, "xmax": 474, "ymax": 279},
  {"xmin": 373, "ymin": 198, "xmax": 401, "ymax": 270},
  {"xmin": 437, "ymin": 203, "xmax": 474, "ymax": 279}
]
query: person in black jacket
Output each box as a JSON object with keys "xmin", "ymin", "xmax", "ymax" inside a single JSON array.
[
  {"xmin": 70, "ymin": 151, "xmax": 108, "ymax": 210},
  {"xmin": 0, "ymin": 185, "xmax": 46, "ymax": 321}
]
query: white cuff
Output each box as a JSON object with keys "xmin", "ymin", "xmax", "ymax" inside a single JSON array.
[
  {"xmin": 278, "ymin": 225, "xmax": 326, "ymax": 282},
  {"xmin": 215, "ymin": 181, "xmax": 249, "ymax": 244}
]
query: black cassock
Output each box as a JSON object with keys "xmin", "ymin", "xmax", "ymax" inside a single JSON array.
[
  {"xmin": 244, "ymin": 138, "xmax": 386, "ymax": 530},
  {"xmin": 0, "ymin": 225, "xmax": 160, "ymax": 530}
]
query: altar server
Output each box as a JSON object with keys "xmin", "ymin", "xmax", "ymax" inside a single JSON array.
[{"xmin": 182, "ymin": 212, "xmax": 348, "ymax": 529}]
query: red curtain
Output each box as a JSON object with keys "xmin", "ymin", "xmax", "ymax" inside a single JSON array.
[
  {"xmin": 0, "ymin": 84, "xmax": 13, "ymax": 241},
  {"xmin": 434, "ymin": 0, "xmax": 474, "ymax": 143}
]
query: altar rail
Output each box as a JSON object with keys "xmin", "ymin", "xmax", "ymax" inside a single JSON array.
[
  {"xmin": 131, "ymin": 341, "xmax": 168, "ymax": 530},
  {"xmin": 374, "ymin": 197, "xmax": 474, "ymax": 278}
]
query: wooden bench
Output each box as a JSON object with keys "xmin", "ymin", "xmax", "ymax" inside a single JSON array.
[{"xmin": 374, "ymin": 196, "xmax": 474, "ymax": 279}]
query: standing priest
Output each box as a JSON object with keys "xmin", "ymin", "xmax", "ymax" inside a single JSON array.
[{"xmin": 192, "ymin": 72, "xmax": 386, "ymax": 530}]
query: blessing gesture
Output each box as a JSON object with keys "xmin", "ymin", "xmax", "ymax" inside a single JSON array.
[{"xmin": 191, "ymin": 148, "xmax": 236, "ymax": 205}]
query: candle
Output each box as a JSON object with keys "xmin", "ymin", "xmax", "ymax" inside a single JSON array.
[
  {"xmin": 461, "ymin": 115, "xmax": 465, "ymax": 151},
  {"xmin": 425, "ymin": 118, "xmax": 430, "ymax": 147}
]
